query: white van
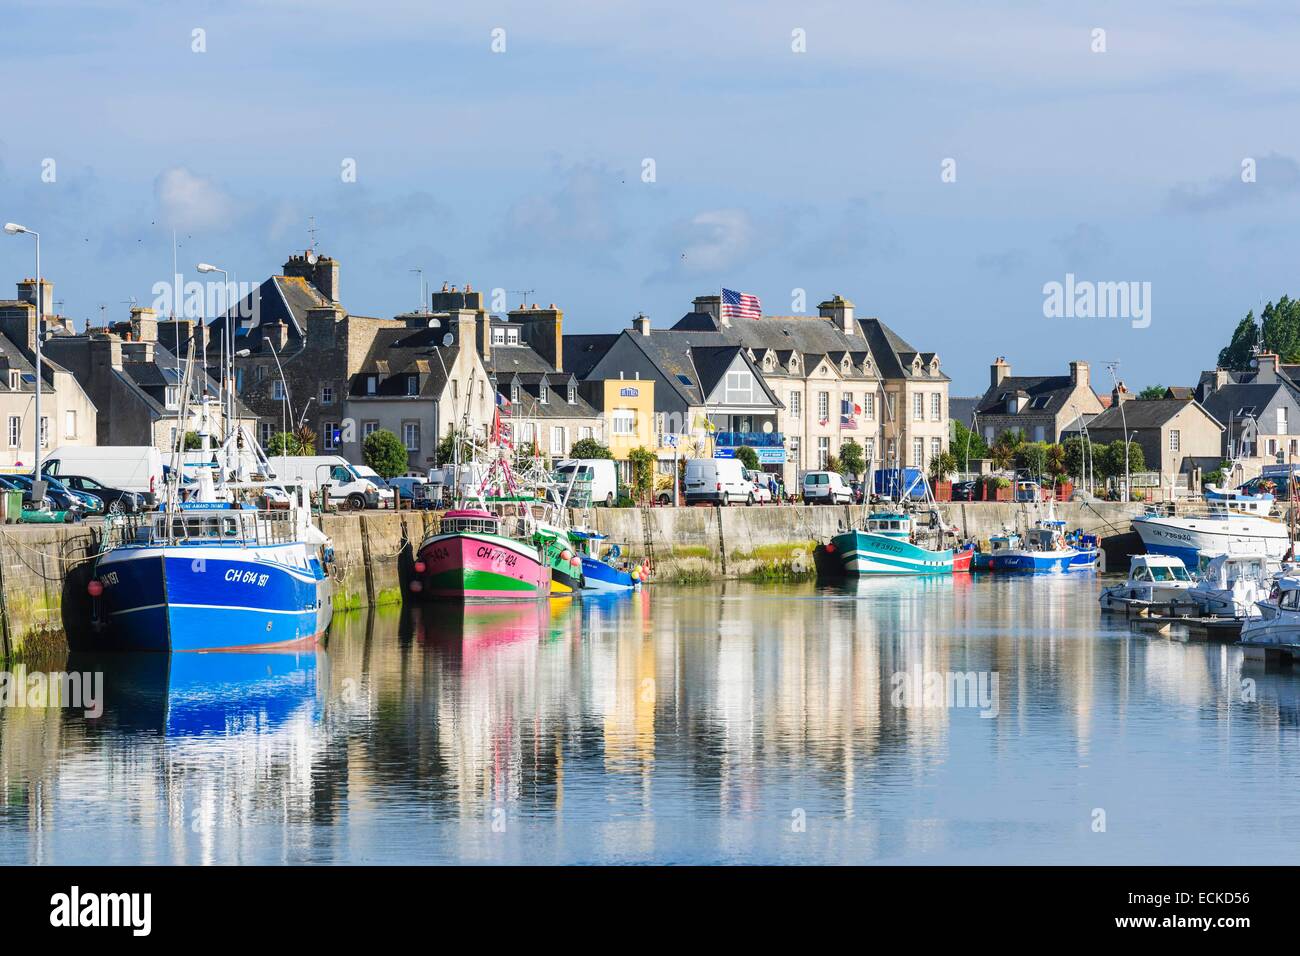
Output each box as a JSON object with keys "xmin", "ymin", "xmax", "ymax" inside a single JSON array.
[
  {"xmin": 269, "ymin": 455, "xmax": 388, "ymax": 510},
  {"xmin": 802, "ymin": 470, "xmax": 853, "ymax": 505},
  {"xmin": 555, "ymin": 458, "xmax": 620, "ymax": 506},
  {"xmin": 352, "ymin": 465, "xmax": 397, "ymax": 508},
  {"xmin": 684, "ymin": 457, "xmax": 752, "ymax": 505},
  {"xmin": 42, "ymin": 445, "xmax": 164, "ymax": 503}
]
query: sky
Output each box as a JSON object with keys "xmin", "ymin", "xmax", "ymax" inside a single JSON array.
[{"xmin": 3, "ymin": 0, "xmax": 1300, "ymax": 396}]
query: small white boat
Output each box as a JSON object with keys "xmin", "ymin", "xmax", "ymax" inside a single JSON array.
[
  {"xmin": 1241, "ymin": 578, "xmax": 1300, "ymax": 647},
  {"xmin": 1188, "ymin": 553, "xmax": 1278, "ymax": 619},
  {"xmin": 1099, "ymin": 554, "xmax": 1195, "ymax": 611}
]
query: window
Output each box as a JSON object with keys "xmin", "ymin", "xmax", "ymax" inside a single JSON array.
[
  {"xmin": 7, "ymin": 371, "xmax": 18, "ymax": 390},
  {"xmin": 886, "ymin": 392, "xmax": 896, "ymax": 420},
  {"xmin": 256, "ymin": 366, "xmax": 267, "ymax": 382},
  {"xmin": 843, "ymin": 392, "xmax": 853, "ymax": 415},
  {"xmin": 580, "ymin": 426, "xmax": 594, "ymax": 441},
  {"xmin": 1170, "ymin": 429, "xmax": 1181, "ymax": 452},
  {"xmin": 1279, "ymin": 408, "xmax": 1289, "ymax": 434},
  {"xmin": 983, "ymin": 425, "xmax": 995, "ymax": 443},
  {"xmin": 567, "ymin": 384, "xmax": 576, "ymax": 404},
  {"xmin": 321, "ymin": 385, "xmax": 334, "ymax": 405},
  {"xmin": 323, "ymin": 422, "xmax": 339, "ymax": 450},
  {"xmin": 235, "ymin": 368, "xmax": 244, "ymax": 392},
  {"xmin": 865, "ymin": 437, "xmax": 875, "ymax": 462},
  {"xmin": 407, "ymin": 375, "xmax": 419, "ymax": 397},
  {"xmin": 930, "ymin": 393, "xmax": 942, "ymax": 421},
  {"xmin": 506, "ymin": 328, "xmax": 519, "ymax": 345},
  {"xmin": 402, "ymin": 422, "xmax": 419, "ymax": 451},
  {"xmin": 675, "ymin": 374, "xmax": 694, "ymax": 388},
  {"xmin": 363, "ymin": 421, "xmax": 378, "ymax": 438},
  {"xmin": 725, "ymin": 370, "xmax": 755, "ymax": 403},
  {"xmin": 930, "ymin": 437, "xmax": 941, "ymax": 462},
  {"xmin": 260, "ymin": 422, "xmax": 273, "ymax": 446},
  {"xmin": 1033, "ymin": 424, "xmax": 1046, "ymax": 442},
  {"xmin": 7, "ymin": 416, "xmax": 18, "ymax": 448},
  {"xmin": 612, "ymin": 411, "xmax": 636, "ymax": 436},
  {"xmin": 165, "ymin": 385, "xmax": 180, "ymax": 409},
  {"xmin": 520, "ymin": 422, "xmax": 536, "ymax": 445},
  {"xmin": 887, "ymin": 438, "xmax": 897, "ymax": 463},
  {"xmin": 818, "ymin": 391, "xmax": 830, "ymax": 422},
  {"xmin": 64, "ymin": 410, "xmax": 75, "ymax": 439},
  {"xmin": 492, "ymin": 328, "xmax": 505, "ymax": 345},
  {"xmin": 511, "ymin": 384, "xmax": 520, "ymax": 405},
  {"xmin": 912, "ymin": 393, "xmax": 923, "ymax": 422},
  {"xmin": 551, "ymin": 426, "xmax": 567, "ymax": 456},
  {"xmin": 272, "ymin": 380, "xmax": 285, "ymax": 401},
  {"xmin": 789, "ymin": 436, "xmax": 800, "ymax": 460},
  {"xmin": 789, "ymin": 391, "xmax": 801, "ymax": 416},
  {"xmin": 912, "ymin": 437, "xmax": 924, "ymax": 466},
  {"xmin": 540, "ymin": 382, "xmax": 549, "ymax": 404},
  {"xmin": 365, "ymin": 375, "xmax": 376, "ymax": 395},
  {"xmin": 817, "ymin": 436, "xmax": 830, "ymax": 468},
  {"xmin": 863, "ymin": 394, "xmax": 874, "ymax": 420}
]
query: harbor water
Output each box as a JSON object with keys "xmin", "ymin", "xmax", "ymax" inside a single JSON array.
[{"xmin": 2, "ymin": 575, "xmax": 1298, "ymax": 865}]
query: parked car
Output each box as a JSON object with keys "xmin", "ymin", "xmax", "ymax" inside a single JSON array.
[
  {"xmin": 684, "ymin": 458, "xmax": 752, "ymax": 505},
  {"xmin": 388, "ymin": 475, "xmax": 430, "ymax": 504},
  {"xmin": 1014, "ymin": 480, "xmax": 1042, "ymax": 503},
  {"xmin": 53, "ymin": 474, "xmax": 143, "ymax": 513},
  {"xmin": 3, "ymin": 474, "xmax": 84, "ymax": 515},
  {"xmin": 951, "ymin": 480, "xmax": 978, "ymax": 502},
  {"xmin": 802, "ymin": 471, "xmax": 853, "ymax": 505},
  {"xmin": 42, "ymin": 445, "xmax": 162, "ymax": 506},
  {"xmin": 743, "ymin": 468, "xmax": 773, "ymax": 504}
]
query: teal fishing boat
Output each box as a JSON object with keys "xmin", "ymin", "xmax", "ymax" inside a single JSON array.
[{"xmin": 828, "ymin": 512, "xmax": 957, "ymax": 576}]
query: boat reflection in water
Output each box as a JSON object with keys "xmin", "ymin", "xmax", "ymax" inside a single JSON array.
[{"xmin": 68, "ymin": 649, "xmax": 323, "ymax": 737}]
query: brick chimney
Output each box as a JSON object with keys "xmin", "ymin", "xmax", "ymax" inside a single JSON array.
[
  {"xmin": 693, "ymin": 294, "xmax": 722, "ymax": 327},
  {"xmin": 632, "ymin": 312, "xmax": 651, "ymax": 337},
  {"xmin": 1256, "ymin": 351, "xmax": 1279, "ymax": 385},
  {"xmin": 283, "ymin": 252, "xmax": 340, "ymax": 304},
  {"xmin": 1111, "ymin": 381, "xmax": 1131, "ymax": 405},
  {"xmin": 0, "ymin": 299, "xmax": 36, "ymax": 353},
  {"xmin": 15, "ymin": 278, "xmax": 53, "ymax": 317},
  {"xmin": 476, "ymin": 313, "xmax": 491, "ymax": 362},
  {"xmin": 508, "ymin": 303, "xmax": 563, "ymax": 372},
  {"xmin": 991, "ymin": 356, "xmax": 1010, "ymax": 389},
  {"xmin": 818, "ymin": 295, "xmax": 856, "ymax": 335},
  {"xmin": 90, "ymin": 332, "xmax": 124, "ymax": 377},
  {"xmin": 130, "ymin": 306, "xmax": 158, "ymax": 343},
  {"xmin": 1069, "ymin": 360, "xmax": 1089, "ymax": 389}
]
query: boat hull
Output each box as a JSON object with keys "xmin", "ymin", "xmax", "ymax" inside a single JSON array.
[
  {"xmin": 415, "ymin": 531, "xmax": 549, "ymax": 601},
  {"xmin": 830, "ymin": 530, "xmax": 954, "ymax": 575},
  {"xmin": 1132, "ymin": 513, "xmax": 1289, "ymax": 566},
  {"xmin": 93, "ymin": 544, "xmax": 332, "ymax": 652},
  {"xmin": 580, "ymin": 555, "xmax": 636, "ymax": 592},
  {"xmin": 986, "ymin": 549, "xmax": 1079, "ymax": 573}
]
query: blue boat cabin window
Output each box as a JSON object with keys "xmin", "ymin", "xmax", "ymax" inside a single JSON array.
[{"xmin": 1282, "ymin": 589, "xmax": 1300, "ymax": 611}]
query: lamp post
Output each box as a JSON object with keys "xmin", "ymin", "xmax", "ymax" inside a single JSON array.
[
  {"xmin": 1107, "ymin": 362, "xmax": 1130, "ymax": 501},
  {"xmin": 195, "ymin": 263, "xmax": 232, "ymax": 428},
  {"xmin": 4, "ymin": 224, "xmax": 43, "ymax": 492}
]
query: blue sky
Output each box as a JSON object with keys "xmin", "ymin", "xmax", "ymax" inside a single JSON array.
[{"xmin": 3, "ymin": 0, "xmax": 1300, "ymax": 395}]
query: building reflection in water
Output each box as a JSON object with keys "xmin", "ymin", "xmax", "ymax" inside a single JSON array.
[{"xmin": 4, "ymin": 578, "xmax": 1300, "ymax": 863}]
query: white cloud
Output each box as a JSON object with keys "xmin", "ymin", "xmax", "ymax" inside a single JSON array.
[{"xmin": 153, "ymin": 167, "xmax": 236, "ymax": 230}]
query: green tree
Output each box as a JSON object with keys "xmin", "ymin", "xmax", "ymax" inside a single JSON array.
[
  {"xmin": 735, "ymin": 445, "xmax": 760, "ymax": 472},
  {"xmin": 436, "ymin": 427, "xmax": 475, "ymax": 466},
  {"xmin": 1062, "ymin": 436, "xmax": 1087, "ymax": 480},
  {"xmin": 1015, "ymin": 440, "xmax": 1050, "ymax": 478},
  {"xmin": 1218, "ymin": 312, "xmax": 1258, "ymax": 369},
  {"xmin": 1137, "ymin": 385, "xmax": 1166, "ymax": 400},
  {"xmin": 990, "ymin": 429, "xmax": 1023, "ymax": 470},
  {"xmin": 266, "ymin": 431, "xmax": 304, "ymax": 456},
  {"xmin": 183, "ymin": 430, "xmax": 203, "ymax": 451},
  {"xmin": 1261, "ymin": 296, "xmax": 1300, "ymax": 362},
  {"xmin": 1095, "ymin": 439, "xmax": 1145, "ymax": 479},
  {"xmin": 825, "ymin": 453, "xmax": 843, "ymax": 475},
  {"xmin": 627, "ymin": 446, "xmax": 656, "ymax": 503},
  {"xmin": 838, "ymin": 438, "xmax": 865, "ymax": 478},
  {"xmin": 951, "ymin": 418, "xmax": 989, "ymax": 464},
  {"xmin": 569, "ymin": 437, "xmax": 613, "ymax": 460},
  {"xmin": 362, "ymin": 428, "xmax": 409, "ymax": 479},
  {"xmin": 927, "ymin": 451, "xmax": 957, "ymax": 481},
  {"xmin": 293, "ymin": 424, "xmax": 316, "ymax": 455}
]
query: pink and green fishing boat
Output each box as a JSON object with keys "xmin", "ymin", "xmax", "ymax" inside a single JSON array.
[{"xmin": 414, "ymin": 508, "xmax": 550, "ymax": 601}]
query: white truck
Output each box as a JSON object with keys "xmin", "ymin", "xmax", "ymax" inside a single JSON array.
[
  {"xmin": 269, "ymin": 456, "xmax": 391, "ymax": 510},
  {"xmin": 42, "ymin": 445, "xmax": 164, "ymax": 505}
]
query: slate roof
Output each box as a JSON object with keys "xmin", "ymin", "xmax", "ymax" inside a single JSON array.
[
  {"xmin": 1198, "ymin": 382, "xmax": 1294, "ymax": 429},
  {"xmin": 1088, "ymin": 398, "xmax": 1222, "ymax": 431},
  {"xmin": 209, "ymin": 275, "xmax": 330, "ymax": 349},
  {"xmin": 349, "ymin": 327, "xmax": 460, "ymax": 399},
  {"xmin": 666, "ymin": 311, "xmax": 886, "ymax": 380},
  {"xmin": 948, "ymin": 396, "xmax": 981, "ymax": 427},
  {"xmin": 499, "ymin": 373, "xmax": 599, "ymax": 420},
  {"xmin": 977, "ymin": 375, "xmax": 1078, "ymax": 416},
  {"xmin": 561, "ymin": 334, "xmax": 619, "ymax": 380}
]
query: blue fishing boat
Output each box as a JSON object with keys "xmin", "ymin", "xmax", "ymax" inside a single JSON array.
[
  {"xmin": 986, "ymin": 519, "xmax": 1089, "ymax": 573},
  {"xmin": 972, "ymin": 530, "xmax": 1020, "ymax": 571},
  {"xmin": 828, "ymin": 512, "xmax": 956, "ymax": 576},
  {"xmin": 572, "ymin": 530, "xmax": 639, "ymax": 592},
  {"xmin": 90, "ymin": 491, "xmax": 333, "ymax": 652}
]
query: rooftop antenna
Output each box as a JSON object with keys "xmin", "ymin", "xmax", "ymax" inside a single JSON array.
[
  {"xmin": 307, "ymin": 216, "xmax": 319, "ymax": 255},
  {"xmin": 508, "ymin": 289, "xmax": 535, "ymax": 310},
  {"xmin": 410, "ymin": 268, "xmax": 425, "ymax": 313}
]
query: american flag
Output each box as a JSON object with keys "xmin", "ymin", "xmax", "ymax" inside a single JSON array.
[{"xmin": 721, "ymin": 288, "xmax": 762, "ymax": 321}]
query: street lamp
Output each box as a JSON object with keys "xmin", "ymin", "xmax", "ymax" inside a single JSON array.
[
  {"xmin": 4, "ymin": 223, "xmax": 44, "ymax": 493},
  {"xmin": 196, "ymin": 262, "xmax": 233, "ymax": 429}
]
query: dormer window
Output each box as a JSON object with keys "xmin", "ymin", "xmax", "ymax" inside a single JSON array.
[
  {"xmin": 492, "ymin": 328, "xmax": 505, "ymax": 345},
  {"xmin": 511, "ymin": 384, "xmax": 520, "ymax": 404},
  {"xmin": 539, "ymin": 382, "xmax": 549, "ymax": 404},
  {"xmin": 567, "ymin": 384, "xmax": 576, "ymax": 404},
  {"xmin": 165, "ymin": 385, "xmax": 180, "ymax": 409},
  {"xmin": 366, "ymin": 375, "xmax": 377, "ymax": 395},
  {"xmin": 506, "ymin": 328, "xmax": 519, "ymax": 345},
  {"xmin": 407, "ymin": 375, "xmax": 419, "ymax": 396},
  {"xmin": 7, "ymin": 371, "xmax": 18, "ymax": 390}
]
